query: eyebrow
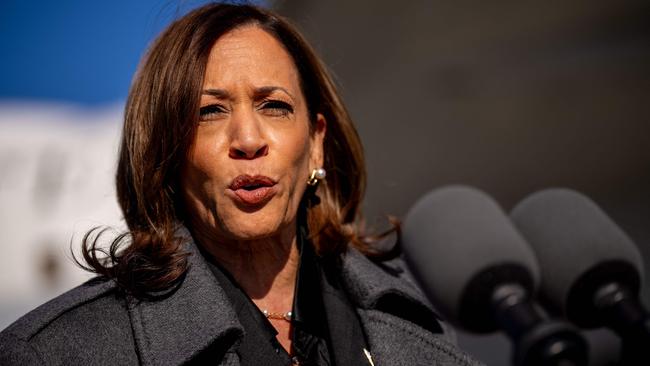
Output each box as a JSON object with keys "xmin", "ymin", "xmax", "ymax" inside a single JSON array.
[
  {"xmin": 201, "ymin": 86, "xmax": 295, "ymax": 101},
  {"xmin": 202, "ymin": 88, "xmax": 229, "ymax": 98},
  {"xmin": 256, "ymin": 86, "xmax": 295, "ymax": 101}
]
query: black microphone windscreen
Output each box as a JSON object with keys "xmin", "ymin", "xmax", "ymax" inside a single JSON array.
[
  {"xmin": 402, "ymin": 185, "xmax": 540, "ymax": 331},
  {"xmin": 510, "ymin": 188, "xmax": 644, "ymax": 325}
]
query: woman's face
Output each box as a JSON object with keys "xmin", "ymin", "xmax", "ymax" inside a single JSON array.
[{"xmin": 181, "ymin": 25, "xmax": 325, "ymax": 244}]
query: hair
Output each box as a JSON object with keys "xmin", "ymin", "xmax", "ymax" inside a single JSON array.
[{"xmin": 77, "ymin": 3, "xmax": 377, "ymax": 298}]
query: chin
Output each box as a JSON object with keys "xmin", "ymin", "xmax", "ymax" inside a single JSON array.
[
  {"xmin": 224, "ymin": 224, "xmax": 290, "ymax": 244},
  {"xmin": 221, "ymin": 195, "xmax": 301, "ymax": 240},
  {"xmin": 220, "ymin": 210, "xmax": 288, "ymax": 242}
]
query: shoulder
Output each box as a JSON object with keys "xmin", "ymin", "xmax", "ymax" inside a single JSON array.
[
  {"xmin": 340, "ymin": 247, "xmax": 447, "ymax": 334},
  {"xmin": 340, "ymin": 248, "xmax": 483, "ymax": 365},
  {"xmin": 0, "ymin": 277, "xmax": 137, "ymax": 365},
  {"xmin": 2, "ymin": 277, "xmax": 118, "ymax": 339}
]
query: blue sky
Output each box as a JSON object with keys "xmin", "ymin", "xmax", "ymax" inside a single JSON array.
[{"xmin": 0, "ymin": 0, "xmax": 265, "ymax": 106}]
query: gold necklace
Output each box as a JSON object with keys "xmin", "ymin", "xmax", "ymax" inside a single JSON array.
[{"xmin": 262, "ymin": 309, "xmax": 292, "ymax": 321}]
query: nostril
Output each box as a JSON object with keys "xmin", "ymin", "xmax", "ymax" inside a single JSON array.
[
  {"xmin": 229, "ymin": 145, "xmax": 268, "ymax": 159},
  {"xmin": 229, "ymin": 148, "xmax": 246, "ymax": 159},
  {"xmin": 254, "ymin": 145, "xmax": 268, "ymax": 159}
]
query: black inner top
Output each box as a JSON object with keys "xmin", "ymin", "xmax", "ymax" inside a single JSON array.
[{"xmin": 205, "ymin": 232, "xmax": 369, "ymax": 366}]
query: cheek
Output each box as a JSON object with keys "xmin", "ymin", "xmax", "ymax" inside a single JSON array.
[
  {"xmin": 281, "ymin": 130, "xmax": 312, "ymax": 182},
  {"xmin": 181, "ymin": 137, "xmax": 225, "ymax": 208},
  {"xmin": 180, "ymin": 159, "xmax": 211, "ymax": 221},
  {"xmin": 189, "ymin": 133, "xmax": 222, "ymax": 173},
  {"xmin": 283, "ymin": 133, "xmax": 314, "ymax": 214}
]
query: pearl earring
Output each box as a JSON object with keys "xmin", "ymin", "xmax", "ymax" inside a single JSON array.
[{"xmin": 307, "ymin": 168, "xmax": 326, "ymax": 186}]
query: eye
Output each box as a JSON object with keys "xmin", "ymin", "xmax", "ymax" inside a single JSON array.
[
  {"xmin": 199, "ymin": 104, "xmax": 227, "ymax": 121},
  {"xmin": 260, "ymin": 100, "xmax": 294, "ymax": 117}
]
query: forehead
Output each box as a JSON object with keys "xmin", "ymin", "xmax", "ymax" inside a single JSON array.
[{"xmin": 203, "ymin": 25, "xmax": 300, "ymax": 91}]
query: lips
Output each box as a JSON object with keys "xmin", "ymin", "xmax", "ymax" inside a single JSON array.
[{"xmin": 228, "ymin": 175, "xmax": 277, "ymax": 206}]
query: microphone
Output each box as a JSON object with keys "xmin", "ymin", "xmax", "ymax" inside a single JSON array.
[
  {"xmin": 402, "ymin": 185, "xmax": 587, "ymax": 366},
  {"xmin": 511, "ymin": 188, "xmax": 650, "ymax": 363}
]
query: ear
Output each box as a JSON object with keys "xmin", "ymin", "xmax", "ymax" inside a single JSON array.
[{"xmin": 309, "ymin": 113, "xmax": 327, "ymax": 169}]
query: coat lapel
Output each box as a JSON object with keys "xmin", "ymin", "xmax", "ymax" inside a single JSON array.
[
  {"xmin": 340, "ymin": 248, "xmax": 433, "ymax": 313},
  {"xmin": 340, "ymin": 249, "xmax": 482, "ymax": 366},
  {"xmin": 358, "ymin": 309, "xmax": 481, "ymax": 366},
  {"xmin": 127, "ymin": 237, "xmax": 243, "ymax": 366}
]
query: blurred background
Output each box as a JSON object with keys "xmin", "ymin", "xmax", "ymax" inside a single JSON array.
[{"xmin": 1, "ymin": 0, "xmax": 648, "ymax": 364}]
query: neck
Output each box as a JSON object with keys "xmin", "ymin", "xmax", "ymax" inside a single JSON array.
[{"xmin": 193, "ymin": 222, "xmax": 300, "ymax": 312}]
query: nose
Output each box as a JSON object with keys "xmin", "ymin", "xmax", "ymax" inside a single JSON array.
[{"xmin": 228, "ymin": 109, "xmax": 269, "ymax": 160}]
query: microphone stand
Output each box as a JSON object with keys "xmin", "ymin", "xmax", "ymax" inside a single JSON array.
[
  {"xmin": 491, "ymin": 284, "xmax": 588, "ymax": 366},
  {"xmin": 594, "ymin": 282, "xmax": 650, "ymax": 365}
]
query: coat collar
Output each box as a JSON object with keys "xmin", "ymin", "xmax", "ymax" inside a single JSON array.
[
  {"xmin": 127, "ymin": 232, "xmax": 438, "ymax": 365},
  {"xmin": 127, "ymin": 233, "xmax": 243, "ymax": 366},
  {"xmin": 340, "ymin": 248, "xmax": 432, "ymax": 310}
]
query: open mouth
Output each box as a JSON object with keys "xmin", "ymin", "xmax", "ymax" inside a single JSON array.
[
  {"xmin": 241, "ymin": 183, "xmax": 265, "ymax": 191},
  {"xmin": 229, "ymin": 175, "xmax": 277, "ymax": 205},
  {"xmin": 230, "ymin": 175, "xmax": 275, "ymax": 190}
]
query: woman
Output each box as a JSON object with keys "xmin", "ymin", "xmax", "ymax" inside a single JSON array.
[{"xmin": 0, "ymin": 4, "xmax": 481, "ymax": 365}]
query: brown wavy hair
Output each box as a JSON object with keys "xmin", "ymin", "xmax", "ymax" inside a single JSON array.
[{"xmin": 78, "ymin": 3, "xmax": 374, "ymax": 298}]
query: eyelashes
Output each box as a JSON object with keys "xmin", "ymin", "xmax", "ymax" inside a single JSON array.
[
  {"xmin": 198, "ymin": 100, "xmax": 294, "ymax": 122},
  {"xmin": 260, "ymin": 100, "xmax": 293, "ymax": 117},
  {"xmin": 199, "ymin": 104, "xmax": 227, "ymax": 121}
]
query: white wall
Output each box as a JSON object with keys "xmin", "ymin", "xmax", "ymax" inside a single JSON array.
[{"xmin": 0, "ymin": 102, "xmax": 124, "ymax": 329}]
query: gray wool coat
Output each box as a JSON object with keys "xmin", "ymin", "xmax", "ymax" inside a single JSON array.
[{"xmin": 0, "ymin": 238, "xmax": 483, "ymax": 366}]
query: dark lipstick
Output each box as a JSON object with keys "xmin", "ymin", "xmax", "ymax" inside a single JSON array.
[{"xmin": 228, "ymin": 175, "xmax": 277, "ymax": 206}]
